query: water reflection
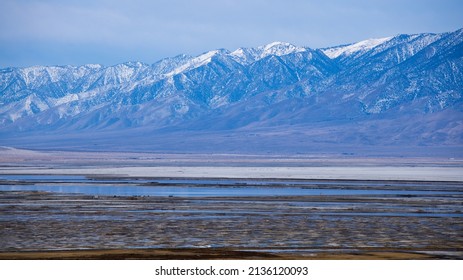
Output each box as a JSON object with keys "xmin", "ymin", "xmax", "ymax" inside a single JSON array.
[{"xmin": 0, "ymin": 175, "xmax": 461, "ymax": 197}]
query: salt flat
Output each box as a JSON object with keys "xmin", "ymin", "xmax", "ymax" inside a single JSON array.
[
  {"xmin": 1, "ymin": 166, "xmax": 462, "ymax": 182},
  {"xmin": 1, "ymin": 148, "xmax": 462, "ymax": 260}
]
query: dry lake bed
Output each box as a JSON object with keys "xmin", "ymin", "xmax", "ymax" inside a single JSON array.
[{"xmin": 0, "ymin": 148, "xmax": 462, "ymax": 259}]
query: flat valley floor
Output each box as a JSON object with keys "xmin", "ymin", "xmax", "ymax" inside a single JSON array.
[{"xmin": 0, "ymin": 148, "xmax": 462, "ymax": 259}]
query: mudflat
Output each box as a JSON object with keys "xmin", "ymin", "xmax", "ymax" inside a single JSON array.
[
  {"xmin": 1, "ymin": 149, "xmax": 462, "ymax": 259},
  {"xmin": 1, "ymin": 179, "xmax": 462, "ymax": 259}
]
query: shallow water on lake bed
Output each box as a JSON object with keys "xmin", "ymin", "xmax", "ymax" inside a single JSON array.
[
  {"xmin": 1, "ymin": 174, "xmax": 461, "ymax": 197},
  {"xmin": 1, "ymin": 174, "xmax": 462, "ymax": 257}
]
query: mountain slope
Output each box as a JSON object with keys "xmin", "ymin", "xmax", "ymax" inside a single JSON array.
[{"xmin": 1, "ymin": 29, "xmax": 462, "ymax": 155}]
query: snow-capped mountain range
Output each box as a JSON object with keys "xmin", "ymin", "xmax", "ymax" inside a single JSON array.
[{"xmin": 1, "ymin": 29, "xmax": 462, "ymax": 155}]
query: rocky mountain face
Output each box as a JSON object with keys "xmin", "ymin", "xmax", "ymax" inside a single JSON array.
[{"xmin": 1, "ymin": 29, "xmax": 462, "ymax": 155}]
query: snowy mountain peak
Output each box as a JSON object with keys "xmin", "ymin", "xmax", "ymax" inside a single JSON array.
[
  {"xmin": 322, "ymin": 37, "xmax": 393, "ymax": 59},
  {"xmin": 83, "ymin": 64, "xmax": 103, "ymax": 69},
  {"xmin": 229, "ymin": 42, "xmax": 307, "ymax": 65},
  {"xmin": 259, "ymin": 41, "xmax": 307, "ymax": 57},
  {"xmin": 196, "ymin": 49, "xmax": 225, "ymax": 62},
  {"xmin": 165, "ymin": 49, "xmax": 228, "ymax": 77},
  {"xmin": 121, "ymin": 61, "xmax": 147, "ymax": 68},
  {"xmin": 229, "ymin": 47, "xmax": 258, "ymax": 64},
  {"xmin": 20, "ymin": 65, "xmax": 67, "ymax": 85}
]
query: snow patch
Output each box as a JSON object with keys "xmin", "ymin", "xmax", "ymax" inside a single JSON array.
[
  {"xmin": 84, "ymin": 64, "xmax": 103, "ymax": 69},
  {"xmin": 323, "ymin": 37, "xmax": 393, "ymax": 59},
  {"xmin": 209, "ymin": 95, "xmax": 230, "ymax": 108},
  {"xmin": 165, "ymin": 50, "xmax": 222, "ymax": 77},
  {"xmin": 260, "ymin": 41, "xmax": 306, "ymax": 57},
  {"xmin": 51, "ymin": 94, "xmax": 79, "ymax": 106},
  {"xmin": 342, "ymin": 93, "xmax": 356, "ymax": 100},
  {"xmin": 229, "ymin": 42, "xmax": 307, "ymax": 65}
]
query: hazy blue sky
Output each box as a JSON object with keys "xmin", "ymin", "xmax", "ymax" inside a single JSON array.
[{"xmin": 1, "ymin": 0, "xmax": 462, "ymax": 67}]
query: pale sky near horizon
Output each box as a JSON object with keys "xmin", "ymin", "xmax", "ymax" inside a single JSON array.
[{"xmin": 0, "ymin": 0, "xmax": 462, "ymax": 67}]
